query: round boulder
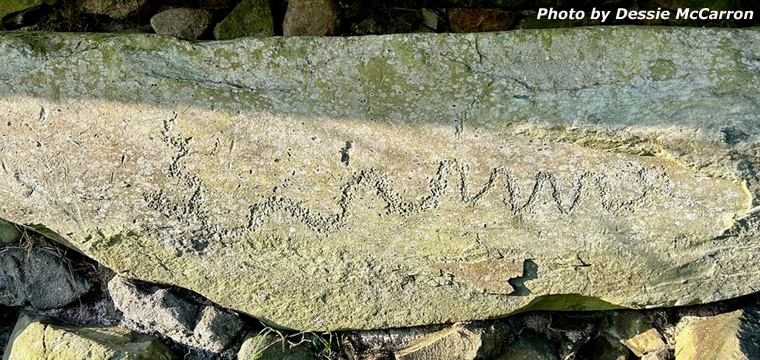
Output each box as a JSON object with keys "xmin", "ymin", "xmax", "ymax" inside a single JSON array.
[
  {"xmin": 151, "ymin": 8, "xmax": 213, "ymax": 40},
  {"xmin": 283, "ymin": 0, "xmax": 339, "ymax": 36}
]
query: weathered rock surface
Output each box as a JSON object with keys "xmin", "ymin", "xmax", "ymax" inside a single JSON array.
[
  {"xmin": 0, "ymin": 28, "xmax": 759, "ymax": 330},
  {"xmin": 394, "ymin": 322, "xmax": 508, "ymax": 360},
  {"xmin": 3, "ymin": 314, "xmax": 176, "ymax": 360},
  {"xmin": 675, "ymin": 307, "xmax": 760, "ymax": 360},
  {"xmin": 150, "ymin": 8, "xmax": 213, "ymax": 40},
  {"xmin": 108, "ymin": 276, "xmax": 244, "ymax": 352},
  {"xmin": 622, "ymin": 328, "xmax": 669, "ymax": 359},
  {"xmin": 0, "ymin": 248, "xmax": 90, "ymax": 309},
  {"xmin": 213, "ymin": 0, "xmax": 273, "ymax": 40},
  {"xmin": 394, "ymin": 326, "xmax": 480, "ymax": 360},
  {"xmin": 0, "ymin": 219, "xmax": 20, "ymax": 245},
  {"xmin": 282, "ymin": 0, "xmax": 339, "ymax": 36},
  {"xmin": 238, "ymin": 333, "xmax": 316, "ymax": 360},
  {"xmin": 420, "ymin": 8, "xmax": 440, "ymax": 32},
  {"xmin": 77, "ymin": 0, "xmax": 146, "ymax": 19}
]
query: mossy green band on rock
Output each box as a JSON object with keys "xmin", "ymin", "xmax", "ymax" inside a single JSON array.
[
  {"xmin": 0, "ymin": 27, "xmax": 758, "ymax": 331},
  {"xmin": 213, "ymin": 0, "xmax": 274, "ymax": 40}
]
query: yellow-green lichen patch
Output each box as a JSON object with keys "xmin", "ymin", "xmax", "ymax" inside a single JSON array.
[{"xmin": 4, "ymin": 315, "xmax": 176, "ymax": 360}]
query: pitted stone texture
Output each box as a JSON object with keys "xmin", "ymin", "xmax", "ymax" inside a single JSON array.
[
  {"xmin": 0, "ymin": 28, "xmax": 759, "ymax": 330},
  {"xmin": 108, "ymin": 276, "xmax": 244, "ymax": 352},
  {"xmin": 3, "ymin": 314, "xmax": 176, "ymax": 360},
  {"xmin": 0, "ymin": 248, "xmax": 90, "ymax": 309},
  {"xmin": 193, "ymin": 306, "xmax": 246, "ymax": 352}
]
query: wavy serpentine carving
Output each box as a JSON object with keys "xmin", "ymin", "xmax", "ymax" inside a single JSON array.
[
  {"xmin": 143, "ymin": 119, "xmax": 701, "ymax": 252},
  {"xmin": 245, "ymin": 159, "xmax": 655, "ymax": 234}
]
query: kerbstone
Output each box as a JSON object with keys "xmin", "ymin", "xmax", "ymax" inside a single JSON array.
[{"xmin": 0, "ymin": 28, "xmax": 759, "ymax": 330}]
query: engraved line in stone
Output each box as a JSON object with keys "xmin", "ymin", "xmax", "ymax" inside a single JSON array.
[{"xmin": 246, "ymin": 159, "xmax": 651, "ymax": 233}]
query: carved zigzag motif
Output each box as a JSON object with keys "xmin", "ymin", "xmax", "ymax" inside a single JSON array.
[{"xmin": 246, "ymin": 159, "xmax": 652, "ymax": 233}]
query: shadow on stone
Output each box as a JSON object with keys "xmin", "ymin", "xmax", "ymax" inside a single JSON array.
[{"xmin": 508, "ymin": 259, "xmax": 538, "ymax": 296}]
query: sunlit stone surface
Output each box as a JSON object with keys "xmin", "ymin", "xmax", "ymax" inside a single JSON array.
[{"xmin": 0, "ymin": 28, "xmax": 758, "ymax": 330}]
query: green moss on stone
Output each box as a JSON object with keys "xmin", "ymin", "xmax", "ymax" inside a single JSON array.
[
  {"xmin": 0, "ymin": 218, "xmax": 20, "ymax": 246},
  {"xmin": 649, "ymin": 59, "xmax": 677, "ymax": 81},
  {"xmin": 213, "ymin": 0, "xmax": 274, "ymax": 40},
  {"xmin": 0, "ymin": 0, "xmax": 51, "ymax": 19}
]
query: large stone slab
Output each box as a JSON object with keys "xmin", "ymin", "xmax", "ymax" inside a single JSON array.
[{"xmin": 0, "ymin": 28, "xmax": 759, "ymax": 330}]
